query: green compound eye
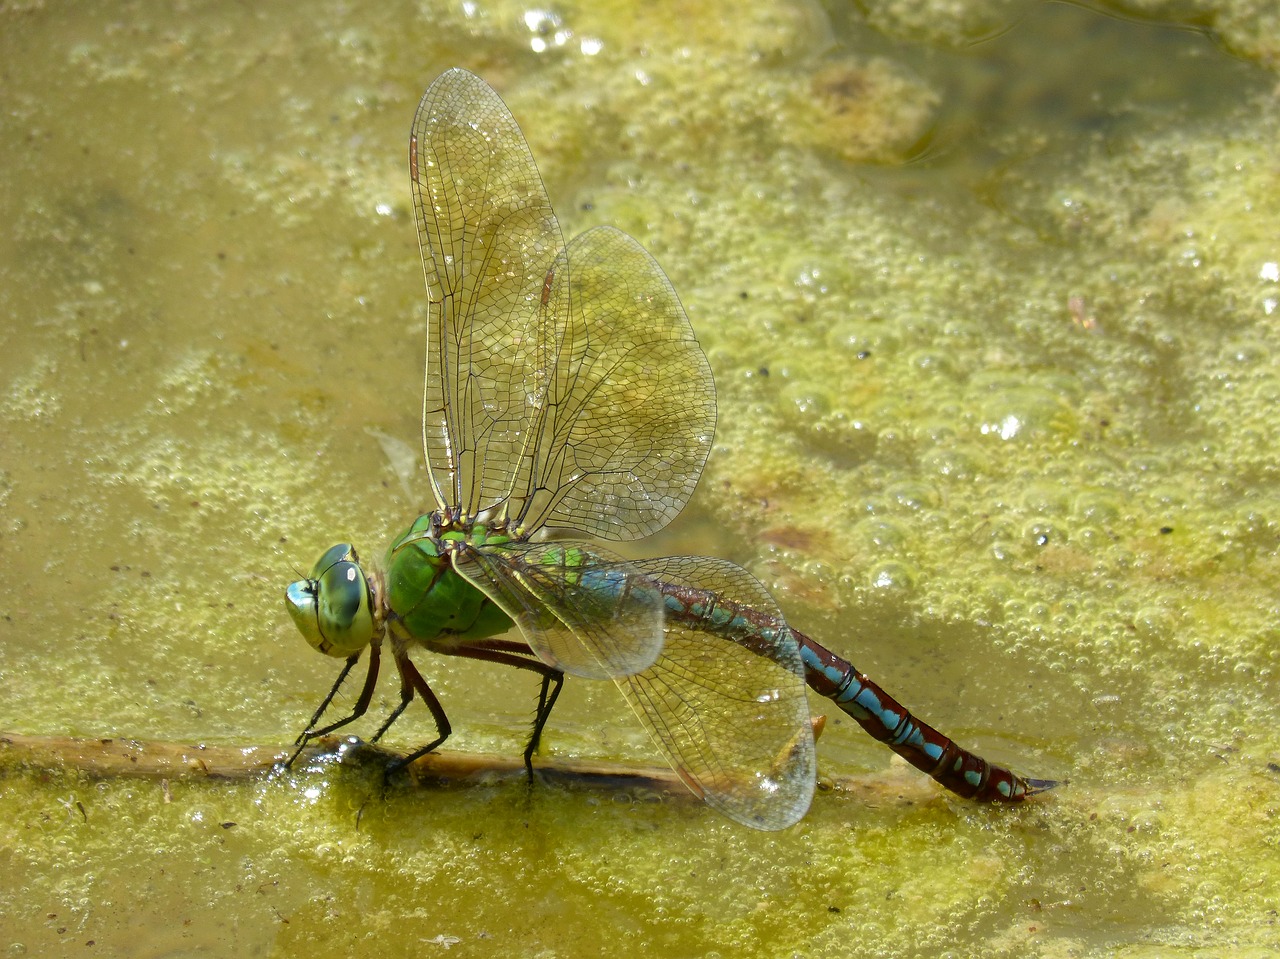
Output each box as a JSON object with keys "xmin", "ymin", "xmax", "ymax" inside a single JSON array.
[{"xmin": 285, "ymin": 544, "xmax": 374, "ymax": 657}]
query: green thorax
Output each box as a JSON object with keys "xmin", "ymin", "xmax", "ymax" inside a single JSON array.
[{"xmin": 382, "ymin": 514, "xmax": 515, "ymax": 645}]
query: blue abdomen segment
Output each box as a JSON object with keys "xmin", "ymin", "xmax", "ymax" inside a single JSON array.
[
  {"xmin": 661, "ymin": 591, "xmax": 773, "ymax": 645},
  {"xmin": 627, "ymin": 562, "xmax": 1052, "ymax": 803},
  {"xmin": 796, "ymin": 634, "xmax": 1057, "ymax": 801},
  {"xmin": 653, "ymin": 581, "xmax": 793, "ymax": 667}
]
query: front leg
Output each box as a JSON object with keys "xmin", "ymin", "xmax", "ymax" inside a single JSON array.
[{"xmin": 285, "ymin": 643, "xmax": 383, "ymax": 767}]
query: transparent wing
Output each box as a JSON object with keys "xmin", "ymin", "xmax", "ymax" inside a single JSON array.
[
  {"xmin": 511, "ymin": 225, "xmax": 716, "ymax": 539},
  {"xmin": 410, "ymin": 69, "xmax": 715, "ymax": 539},
  {"xmin": 411, "ymin": 67, "xmax": 563, "ymax": 518},
  {"xmin": 618, "ymin": 556, "xmax": 816, "ymax": 831},
  {"xmin": 452, "ymin": 539, "xmax": 665, "ymax": 680},
  {"xmin": 456, "ymin": 539, "xmax": 814, "ymax": 828}
]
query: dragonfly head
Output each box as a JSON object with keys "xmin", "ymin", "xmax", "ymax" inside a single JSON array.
[{"xmin": 285, "ymin": 543, "xmax": 375, "ymax": 657}]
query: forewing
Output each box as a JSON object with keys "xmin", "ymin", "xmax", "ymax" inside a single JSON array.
[
  {"xmin": 410, "ymin": 68, "xmax": 564, "ymax": 517},
  {"xmin": 452, "ymin": 539, "xmax": 665, "ymax": 680},
  {"xmin": 617, "ymin": 556, "xmax": 816, "ymax": 830},
  {"xmin": 411, "ymin": 71, "xmax": 715, "ymax": 539}
]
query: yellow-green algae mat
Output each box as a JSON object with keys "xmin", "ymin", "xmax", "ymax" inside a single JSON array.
[{"xmin": 1, "ymin": 2, "xmax": 1277, "ymax": 957}]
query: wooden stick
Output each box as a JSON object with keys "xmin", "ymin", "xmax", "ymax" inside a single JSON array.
[{"xmin": 0, "ymin": 730, "xmax": 935, "ymax": 806}]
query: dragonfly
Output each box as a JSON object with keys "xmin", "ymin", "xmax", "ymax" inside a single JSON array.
[{"xmin": 283, "ymin": 67, "xmax": 1058, "ymax": 830}]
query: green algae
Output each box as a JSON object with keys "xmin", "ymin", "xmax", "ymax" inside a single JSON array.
[{"xmin": 2, "ymin": 0, "xmax": 1278, "ymax": 956}]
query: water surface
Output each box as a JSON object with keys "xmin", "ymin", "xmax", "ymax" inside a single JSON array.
[{"xmin": 2, "ymin": 1, "xmax": 1277, "ymax": 956}]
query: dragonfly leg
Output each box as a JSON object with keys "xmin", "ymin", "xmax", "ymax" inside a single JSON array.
[
  {"xmin": 524, "ymin": 668, "xmax": 565, "ymax": 778},
  {"xmin": 284, "ymin": 644, "xmax": 382, "ymax": 767},
  {"xmin": 382, "ymin": 649, "xmax": 453, "ymax": 773},
  {"xmin": 439, "ymin": 642, "xmax": 565, "ymax": 779}
]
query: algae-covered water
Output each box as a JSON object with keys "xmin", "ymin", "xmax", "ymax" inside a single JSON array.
[{"xmin": 2, "ymin": 1, "xmax": 1278, "ymax": 956}]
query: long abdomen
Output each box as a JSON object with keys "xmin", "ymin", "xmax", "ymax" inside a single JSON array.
[
  {"xmin": 796, "ymin": 631, "xmax": 1057, "ymax": 801},
  {"xmin": 637, "ymin": 559, "xmax": 1056, "ymax": 803}
]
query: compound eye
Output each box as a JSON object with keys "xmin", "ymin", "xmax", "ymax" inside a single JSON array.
[{"xmin": 285, "ymin": 544, "xmax": 373, "ymax": 656}]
